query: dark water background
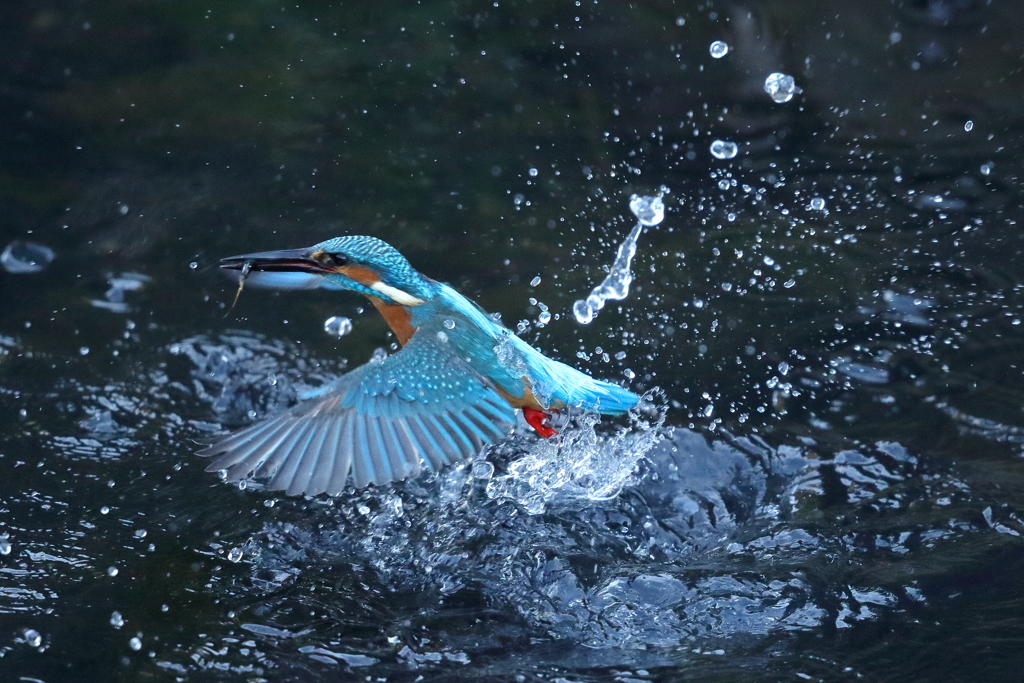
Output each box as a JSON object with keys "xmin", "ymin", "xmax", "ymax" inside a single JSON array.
[{"xmin": 3, "ymin": 0, "xmax": 1024, "ymax": 680}]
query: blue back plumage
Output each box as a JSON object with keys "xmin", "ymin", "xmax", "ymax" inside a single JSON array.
[{"xmin": 410, "ymin": 284, "xmax": 640, "ymax": 415}]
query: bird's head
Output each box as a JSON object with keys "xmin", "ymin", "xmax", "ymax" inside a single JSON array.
[{"xmin": 220, "ymin": 235, "xmax": 433, "ymax": 306}]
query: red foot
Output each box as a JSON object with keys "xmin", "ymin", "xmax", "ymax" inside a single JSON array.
[{"xmin": 523, "ymin": 407, "xmax": 558, "ymax": 438}]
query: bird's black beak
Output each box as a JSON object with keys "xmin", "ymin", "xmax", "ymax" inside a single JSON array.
[{"xmin": 220, "ymin": 248, "xmax": 328, "ymax": 274}]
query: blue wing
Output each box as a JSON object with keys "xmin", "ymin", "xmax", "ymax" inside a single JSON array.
[{"xmin": 198, "ymin": 331, "xmax": 516, "ymax": 495}]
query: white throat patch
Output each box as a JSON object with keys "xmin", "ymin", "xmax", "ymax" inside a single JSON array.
[{"xmin": 370, "ymin": 281, "xmax": 425, "ymax": 306}]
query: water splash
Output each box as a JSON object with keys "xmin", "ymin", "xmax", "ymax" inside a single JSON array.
[
  {"xmin": 485, "ymin": 407, "xmax": 666, "ymax": 514},
  {"xmin": 573, "ymin": 194, "xmax": 664, "ymax": 325},
  {"xmin": 1, "ymin": 241, "xmax": 54, "ymax": 274},
  {"xmin": 90, "ymin": 272, "xmax": 153, "ymax": 313}
]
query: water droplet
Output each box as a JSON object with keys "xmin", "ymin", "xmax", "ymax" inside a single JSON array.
[
  {"xmin": 710, "ymin": 140, "xmax": 738, "ymax": 159},
  {"xmin": 980, "ymin": 162, "xmax": 994, "ymax": 176},
  {"xmin": 0, "ymin": 538, "xmax": 11, "ymax": 555},
  {"xmin": 129, "ymin": 636, "xmax": 142, "ymax": 651},
  {"xmin": 189, "ymin": 261, "xmax": 198, "ymax": 270},
  {"xmin": 530, "ymin": 276, "xmax": 542, "ymax": 287},
  {"xmin": 810, "ymin": 197, "xmax": 826, "ymax": 211},
  {"xmin": 471, "ymin": 461, "xmax": 495, "ymax": 479},
  {"xmin": 227, "ymin": 547, "xmax": 243, "ymax": 563},
  {"xmin": 623, "ymin": 368, "xmax": 635, "ymax": 379},
  {"xmin": 100, "ymin": 506, "xmax": 110, "ymax": 514},
  {"xmin": 675, "ymin": 17, "xmax": 686, "ymax": 26},
  {"xmin": 763, "ymin": 72, "xmax": 798, "ymax": 103},
  {"xmin": 118, "ymin": 204, "xmax": 129, "ymax": 215},
  {"xmin": 573, "ymin": 209, "xmax": 645, "ymax": 325},
  {"xmin": 357, "ymin": 504, "xmax": 371, "ymax": 515},
  {"xmin": 369, "ymin": 348, "xmax": 388, "ymax": 365},
  {"xmin": 110, "ymin": 611, "xmax": 125, "ymax": 628},
  {"xmin": 133, "ymin": 529, "xmax": 146, "ymax": 539},
  {"xmin": 573, "ymin": 299, "xmax": 595, "ymax": 325},
  {"xmin": 964, "ymin": 120, "xmax": 973, "ymax": 132},
  {"xmin": 79, "ymin": 346, "xmax": 90, "ymax": 356},
  {"xmin": 107, "ymin": 566, "xmax": 119, "ymax": 577},
  {"xmin": 537, "ymin": 310, "xmax": 552, "ymax": 325},
  {"xmin": 628, "ymin": 194, "xmax": 665, "ymax": 226},
  {"xmin": 443, "ymin": 319, "xmax": 456, "ymax": 329},
  {"xmin": 709, "ymin": 41, "xmax": 729, "ymax": 58},
  {"xmin": 323, "ymin": 316, "xmax": 352, "ymax": 338},
  {"xmin": 784, "ymin": 279, "xmax": 796, "ymax": 288},
  {"xmin": 1, "ymin": 241, "xmax": 55, "ymax": 274},
  {"xmin": 528, "ymin": 167, "xmax": 538, "ymax": 177},
  {"xmin": 22, "ymin": 629, "xmax": 42, "ymax": 648}
]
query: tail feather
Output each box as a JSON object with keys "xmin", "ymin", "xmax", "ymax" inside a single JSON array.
[{"xmin": 535, "ymin": 354, "xmax": 640, "ymax": 415}]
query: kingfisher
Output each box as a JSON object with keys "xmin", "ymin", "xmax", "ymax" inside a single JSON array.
[{"xmin": 199, "ymin": 235, "xmax": 640, "ymax": 496}]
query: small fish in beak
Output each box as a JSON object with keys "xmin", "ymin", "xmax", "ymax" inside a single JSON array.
[{"xmin": 225, "ymin": 261, "xmax": 252, "ymax": 317}]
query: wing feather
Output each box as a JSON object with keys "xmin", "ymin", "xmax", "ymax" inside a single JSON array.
[{"xmin": 200, "ymin": 330, "xmax": 515, "ymax": 495}]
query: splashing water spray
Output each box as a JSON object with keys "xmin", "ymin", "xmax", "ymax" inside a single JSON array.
[{"xmin": 573, "ymin": 192, "xmax": 666, "ymax": 325}]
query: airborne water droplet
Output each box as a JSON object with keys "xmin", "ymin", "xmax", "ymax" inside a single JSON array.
[
  {"xmin": 763, "ymin": 72, "xmax": 799, "ymax": 103},
  {"xmin": 709, "ymin": 41, "xmax": 729, "ymax": 58},
  {"xmin": 323, "ymin": 316, "xmax": 352, "ymax": 338},
  {"xmin": 710, "ymin": 140, "xmax": 738, "ymax": 159},
  {"xmin": 628, "ymin": 194, "xmax": 665, "ymax": 227}
]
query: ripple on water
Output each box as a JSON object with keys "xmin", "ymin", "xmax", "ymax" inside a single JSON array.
[{"xmin": 8, "ymin": 331, "xmax": 1018, "ymax": 676}]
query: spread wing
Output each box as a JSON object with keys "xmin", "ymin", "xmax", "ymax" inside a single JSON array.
[{"xmin": 198, "ymin": 331, "xmax": 515, "ymax": 496}]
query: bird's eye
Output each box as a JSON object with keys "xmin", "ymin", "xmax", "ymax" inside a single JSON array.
[{"xmin": 329, "ymin": 253, "xmax": 349, "ymax": 267}]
